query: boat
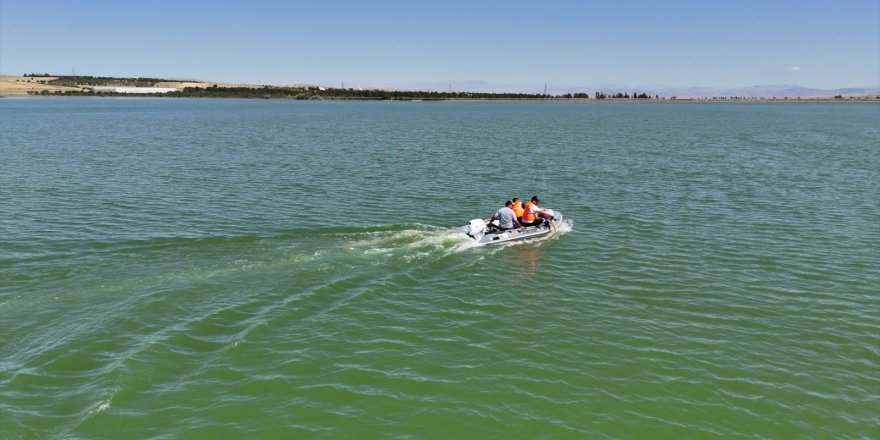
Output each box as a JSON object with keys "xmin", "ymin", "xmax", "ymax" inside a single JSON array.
[{"xmin": 453, "ymin": 210, "xmax": 563, "ymax": 246}]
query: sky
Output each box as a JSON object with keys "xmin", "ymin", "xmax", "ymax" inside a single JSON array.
[{"xmin": 1, "ymin": 0, "xmax": 878, "ymax": 91}]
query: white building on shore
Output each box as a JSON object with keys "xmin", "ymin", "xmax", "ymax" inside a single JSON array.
[{"xmin": 90, "ymin": 86, "xmax": 177, "ymax": 94}]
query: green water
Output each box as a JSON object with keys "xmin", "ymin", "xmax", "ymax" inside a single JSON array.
[{"xmin": 1, "ymin": 98, "xmax": 878, "ymax": 439}]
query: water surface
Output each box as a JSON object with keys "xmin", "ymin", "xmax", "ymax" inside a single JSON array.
[{"xmin": 2, "ymin": 98, "xmax": 878, "ymax": 439}]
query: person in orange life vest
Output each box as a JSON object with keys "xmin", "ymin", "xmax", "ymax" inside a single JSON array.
[
  {"xmin": 521, "ymin": 196, "xmax": 553, "ymax": 227},
  {"xmin": 511, "ymin": 198, "xmax": 525, "ymax": 222}
]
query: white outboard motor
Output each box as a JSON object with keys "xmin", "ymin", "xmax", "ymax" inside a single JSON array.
[{"xmin": 466, "ymin": 219, "xmax": 487, "ymax": 238}]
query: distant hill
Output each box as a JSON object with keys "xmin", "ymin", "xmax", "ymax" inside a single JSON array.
[{"xmin": 648, "ymin": 85, "xmax": 880, "ymax": 99}]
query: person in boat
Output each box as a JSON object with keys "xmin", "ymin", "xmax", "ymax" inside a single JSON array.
[
  {"xmin": 511, "ymin": 198, "xmax": 525, "ymax": 222},
  {"xmin": 488, "ymin": 200, "xmax": 524, "ymax": 231},
  {"xmin": 521, "ymin": 196, "xmax": 553, "ymax": 227}
]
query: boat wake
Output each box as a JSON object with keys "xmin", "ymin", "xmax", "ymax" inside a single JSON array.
[{"xmin": 345, "ymin": 225, "xmax": 481, "ymax": 261}]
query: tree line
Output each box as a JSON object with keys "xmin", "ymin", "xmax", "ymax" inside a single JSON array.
[
  {"xmin": 168, "ymin": 86, "xmax": 558, "ymax": 100},
  {"xmin": 593, "ymin": 92, "xmax": 655, "ymax": 99},
  {"xmin": 49, "ymin": 76, "xmax": 165, "ymax": 87}
]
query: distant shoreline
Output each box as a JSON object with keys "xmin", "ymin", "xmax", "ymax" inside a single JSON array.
[
  {"xmin": 3, "ymin": 95, "xmax": 878, "ymax": 103},
  {"xmin": 2, "ymin": 75, "xmax": 878, "ymax": 102},
  {"xmin": 4, "ymin": 95, "xmax": 879, "ymax": 103}
]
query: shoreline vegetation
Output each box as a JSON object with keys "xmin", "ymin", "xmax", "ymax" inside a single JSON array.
[{"xmin": 2, "ymin": 74, "xmax": 878, "ymax": 102}]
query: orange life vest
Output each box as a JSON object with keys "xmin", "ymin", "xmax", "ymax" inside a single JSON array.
[
  {"xmin": 522, "ymin": 202, "xmax": 537, "ymax": 222},
  {"xmin": 511, "ymin": 201, "xmax": 524, "ymax": 218}
]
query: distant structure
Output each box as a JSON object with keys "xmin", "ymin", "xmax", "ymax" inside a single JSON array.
[{"xmin": 90, "ymin": 86, "xmax": 176, "ymax": 94}]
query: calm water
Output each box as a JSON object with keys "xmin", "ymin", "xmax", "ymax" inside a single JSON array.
[{"xmin": 1, "ymin": 98, "xmax": 878, "ymax": 439}]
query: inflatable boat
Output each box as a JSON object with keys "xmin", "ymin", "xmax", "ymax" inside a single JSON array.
[{"xmin": 454, "ymin": 210, "xmax": 563, "ymax": 246}]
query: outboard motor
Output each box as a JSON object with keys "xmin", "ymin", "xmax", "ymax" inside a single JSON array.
[{"xmin": 466, "ymin": 219, "xmax": 487, "ymax": 238}]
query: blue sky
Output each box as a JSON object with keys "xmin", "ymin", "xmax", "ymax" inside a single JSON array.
[{"xmin": 1, "ymin": 0, "xmax": 878, "ymax": 90}]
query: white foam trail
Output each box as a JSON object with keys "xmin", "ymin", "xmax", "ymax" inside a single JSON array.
[
  {"xmin": 348, "ymin": 229, "xmax": 423, "ymax": 248},
  {"xmin": 346, "ymin": 226, "xmax": 482, "ymax": 259},
  {"xmin": 438, "ymin": 232, "xmax": 484, "ymax": 254},
  {"xmin": 406, "ymin": 230, "xmax": 482, "ymax": 255}
]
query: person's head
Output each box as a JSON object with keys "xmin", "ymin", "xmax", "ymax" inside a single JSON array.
[
  {"xmin": 531, "ymin": 196, "xmax": 540, "ymax": 204},
  {"xmin": 505, "ymin": 200, "xmax": 513, "ymax": 207},
  {"xmin": 512, "ymin": 197, "xmax": 520, "ymax": 204}
]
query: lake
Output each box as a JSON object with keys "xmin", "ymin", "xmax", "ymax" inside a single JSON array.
[{"xmin": 2, "ymin": 98, "xmax": 878, "ymax": 439}]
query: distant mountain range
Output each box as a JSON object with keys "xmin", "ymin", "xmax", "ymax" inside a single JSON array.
[
  {"xmin": 601, "ymin": 85, "xmax": 880, "ymax": 99},
  {"xmin": 391, "ymin": 81, "xmax": 880, "ymax": 98}
]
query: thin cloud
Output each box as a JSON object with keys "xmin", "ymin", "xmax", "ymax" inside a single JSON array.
[{"xmin": 789, "ymin": 66, "xmax": 802, "ymax": 72}]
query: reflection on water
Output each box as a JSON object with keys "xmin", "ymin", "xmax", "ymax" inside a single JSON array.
[{"xmin": 513, "ymin": 244, "xmax": 541, "ymax": 278}]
